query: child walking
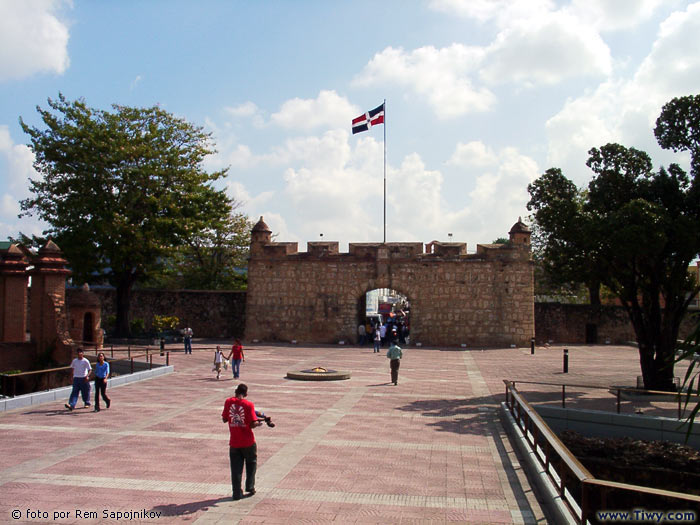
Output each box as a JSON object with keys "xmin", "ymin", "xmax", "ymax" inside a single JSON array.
[{"xmin": 214, "ymin": 346, "xmax": 224, "ymax": 380}]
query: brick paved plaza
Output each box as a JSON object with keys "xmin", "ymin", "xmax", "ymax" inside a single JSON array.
[{"xmin": 0, "ymin": 343, "xmax": 691, "ymax": 524}]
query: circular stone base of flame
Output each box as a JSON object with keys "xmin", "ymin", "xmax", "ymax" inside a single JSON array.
[{"xmin": 286, "ymin": 369, "xmax": 351, "ymax": 381}]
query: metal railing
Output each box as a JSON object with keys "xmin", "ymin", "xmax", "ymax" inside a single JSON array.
[
  {"xmin": 0, "ymin": 351, "xmax": 169, "ymax": 398},
  {"xmin": 503, "ymin": 380, "xmax": 700, "ymax": 523},
  {"xmin": 509, "ymin": 379, "xmax": 691, "ymax": 419}
]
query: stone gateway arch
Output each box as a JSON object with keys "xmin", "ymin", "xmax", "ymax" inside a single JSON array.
[{"xmin": 245, "ymin": 217, "xmax": 534, "ymax": 347}]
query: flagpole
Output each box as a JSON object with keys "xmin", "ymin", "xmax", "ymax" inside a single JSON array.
[{"xmin": 383, "ymin": 98, "xmax": 386, "ymax": 244}]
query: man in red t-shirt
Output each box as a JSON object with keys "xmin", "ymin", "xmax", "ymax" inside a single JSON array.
[{"xmin": 222, "ymin": 383, "xmax": 260, "ymax": 500}]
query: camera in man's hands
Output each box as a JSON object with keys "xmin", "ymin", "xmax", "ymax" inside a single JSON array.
[{"xmin": 256, "ymin": 411, "xmax": 275, "ymax": 428}]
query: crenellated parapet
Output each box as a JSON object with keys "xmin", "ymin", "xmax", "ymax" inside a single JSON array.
[{"xmin": 249, "ymin": 218, "xmax": 531, "ymax": 264}]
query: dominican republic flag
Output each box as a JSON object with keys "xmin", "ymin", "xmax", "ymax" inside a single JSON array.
[{"xmin": 352, "ymin": 103, "xmax": 385, "ymax": 134}]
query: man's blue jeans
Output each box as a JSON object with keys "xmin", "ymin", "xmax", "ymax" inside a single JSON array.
[
  {"xmin": 232, "ymin": 359, "xmax": 241, "ymax": 378},
  {"xmin": 374, "ymin": 340, "xmax": 380, "ymax": 352},
  {"xmin": 184, "ymin": 337, "xmax": 192, "ymax": 354},
  {"xmin": 68, "ymin": 377, "xmax": 91, "ymax": 407}
]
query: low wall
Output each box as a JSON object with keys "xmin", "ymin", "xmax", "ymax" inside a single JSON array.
[
  {"xmin": 534, "ymin": 303, "xmax": 698, "ymax": 345},
  {"xmin": 0, "ymin": 342, "xmax": 37, "ymax": 372},
  {"xmin": 536, "ymin": 405, "xmax": 700, "ymax": 449},
  {"xmin": 92, "ymin": 288, "xmax": 246, "ymax": 339}
]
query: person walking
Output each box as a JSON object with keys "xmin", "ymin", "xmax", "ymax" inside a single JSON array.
[
  {"xmin": 222, "ymin": 383, "xmax": 260, "ymax": 500},
  {"xmin": 386, "ymin": 342, "xmax": 403, "ymax": 385},
  {"xmin": 213, "ymin": 346, "xmax": 224, "ymax": 380},
  {"xmin": 183, "ymin": 327, "xmax": 193, "ymax": 354},
  {"xmin": 93, "ymin": 352, "xmax": 111, "ymax": 412},
  {"xmin": 357, "ymin": 322, "xmax": 366, "ymax": 345},
  {"xmin": 65, "ymin": 348, "xmax": 92, "ymax": 411},
  {"xmin": 373, "ymin": 325, "xmax": 381, "ymax": 353},
  {"xmin": 227, "ymin": 339, "xmax": 245, "ymax": 379}
]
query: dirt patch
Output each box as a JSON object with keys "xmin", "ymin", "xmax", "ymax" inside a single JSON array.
[{"xmin": 560, "ymin": 430, "xmax": 700, "ymax": 496}]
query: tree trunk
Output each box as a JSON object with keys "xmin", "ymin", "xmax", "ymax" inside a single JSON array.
[
  {"xmin": 636, "ymin": 333, "xmax": 677, "ymax": 392},
  {"xmin": 114, "ymin": 277, "xmax": 135, "ymax": 338}
]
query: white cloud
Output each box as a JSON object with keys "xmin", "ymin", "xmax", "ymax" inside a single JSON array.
[
  {"xmin": 0, "ymin": 125, "xmax": 48, "ymax": 238},
  {"xmin": 224, "ymin": 101, "xmax": 265, "ymax": 128},
  {"xmin": 428, "ymin": 0, "xmax": 555, "ymax": 25},
  {"xmin": 480, "ymin": 11, "xmax": 612, "ymax": 86},
  {"xmin": 130, "ymin": 75, "xmax": 142, "ymax": 91},
  {"xmin": 447, "ymin": 141, "xmax": 498, "ymax": 168},
  {"xmin": 270, "ymin": 90, "xmax": 357, "ymax": 131},
  {"xmin": 270, "ymin": 129, "xmax": 352, "ymax": 169},
  {"xmin": 0, "ymin": 125, "xmax": 36, "ymax": 194},
  {"xmin": 356, "ymin": 1, "xmax": 619, "ymax": 118},
  {"xmin": 0, "ymin": 0, "xmax": 70, "ymax": 82},
  {"xmin": 566, "ymin": 0, "xmax": 665, "ymax": 32},
  {"xmin": 354, "ymin": 45, "xmax": 495, "ymax": 119},
  {"xmin": 545, "ymin": 2, "xmax": 700, "ymax": 183},
  {"xmin": 430, "ymin": 0, "xmax": 665, "ymax": 31},
  {"xmin": 224, "ymin": 180, "xmax": 274, "ymax": 210}
]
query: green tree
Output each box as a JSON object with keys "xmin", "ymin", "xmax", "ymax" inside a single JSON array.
[
  {"xmin": 528, "ymin": 96, "xmax": 700, "ymax": 391},
  {"xmin": 654, "ymin": 94, "xmax": 700, "ymax": 175},
  {"xmin": 527, "ymin": 168, "xmax": 602, "ymax": 304},
  {"xmin": 20, "ymin": 94, "xmax": 237, "ymax": 336},
  {"xmin": 146, "ymin": 210, "xmax": 252, "ymax": 290}
]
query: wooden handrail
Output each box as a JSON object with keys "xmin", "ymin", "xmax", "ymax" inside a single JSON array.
[
  {"xmin": 584, "ymin": 478, "xmax": 700, "ymax": 502},
  {"xmin": 508, "ymin": 383, "xmax": 593, "ymax": 481},
  {"xmin": 0, "ymin": 353, "xmax": 156, "ymax": 379},
  {"xmin": 504, "ymin": 380, "xmax": 700, "ymax": 523}
]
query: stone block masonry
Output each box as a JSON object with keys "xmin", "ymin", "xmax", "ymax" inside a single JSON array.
[
  {"xmin": 245, "ymin": 217, "xmax": 535, "ymax": 347},
  {"xmin": 91, "ymin": 288, "xmax": 246, "ymax": 339}
]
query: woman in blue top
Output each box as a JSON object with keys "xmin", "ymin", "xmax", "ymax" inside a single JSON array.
[{"xmin": 93, "ymin": 352, "xmax": 111, "ymax": 412}]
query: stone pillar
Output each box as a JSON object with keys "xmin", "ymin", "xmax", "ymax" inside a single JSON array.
[
  {"xmin": 29, "ymin": 241, "xmax": 71, "ymax": 351},
  {"xmin": 0, "ymin": 244, "xmax": 29, "ymax": 342}
]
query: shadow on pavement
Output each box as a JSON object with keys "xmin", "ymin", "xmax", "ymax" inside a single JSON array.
[{"xmin": 151, "ymin": 497, "xmax": 231, "ymax": 517}]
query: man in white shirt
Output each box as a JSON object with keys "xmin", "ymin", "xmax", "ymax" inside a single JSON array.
[
  {"xmin": 65, "ymin": 348, "xmax": 92, "ymax": 411},
  {"xmin": 183, "ymin": 327, "xmax": 193, "ymax": 354}
]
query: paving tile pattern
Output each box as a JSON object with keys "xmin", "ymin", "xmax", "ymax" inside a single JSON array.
[{"xmin": 0, "ymin": 342, "xmax": 691, "ymax": 523}]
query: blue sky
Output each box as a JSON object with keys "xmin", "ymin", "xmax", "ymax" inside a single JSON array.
[{"xmin": 1, "ymin": 0, "xmax": 698, "ymax": 251}]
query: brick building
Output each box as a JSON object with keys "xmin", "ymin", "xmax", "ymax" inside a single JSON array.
[
  {"xmin": 0, "ymin": 241, "xmax": 102, "ymax": 371},
  {"xmin": 245, "ymin": 217, "xmax": 535, "ymax": 347}
]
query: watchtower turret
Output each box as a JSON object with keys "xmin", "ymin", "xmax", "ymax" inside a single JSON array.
[
  {"xmin": 509, "ymin": 217, "xmax": 531, "ymax": 247},
  {"xmin": 250, "ymin": 216, "xmax": 272, "ymax": 256}
]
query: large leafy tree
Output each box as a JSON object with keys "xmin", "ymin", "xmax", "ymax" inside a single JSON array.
[
  {"xmin": 528, "ymin": 96, "xmax": 700, "ymax": 391},
  {"xmin": 145, "ymin": 209, "xmax": 252, "ymax": 290},
  {"xmin": 654, "ymin": 94, "xmax": 700, "ymax": 176},
  {"xmin": 20, "ymin": 94, "xmax": 237, "ymax": 336},
  {"xmin": 527, "ymin": 168, "xmax": 602, "ymax": 304}
]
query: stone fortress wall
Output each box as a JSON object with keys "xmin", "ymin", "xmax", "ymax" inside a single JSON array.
[{"xmin": 245, "ymin": 217, "xmax": 535, "ymax": 347}]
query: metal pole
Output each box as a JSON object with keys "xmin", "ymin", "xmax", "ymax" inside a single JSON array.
[
  {"xmin": 383, "ymin": 98, "xmax": 386, "ymax": 244},
  {"xmin": 563, "ymin": 348, "xmax": 569, "ymax": 373},
  {"xmin": 530, "ymin": 338, "xmax": 535, "ymax": 355},
  {"xmin": 562, "ymin": 385, "xmax": 566, "ymax": 408}
]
